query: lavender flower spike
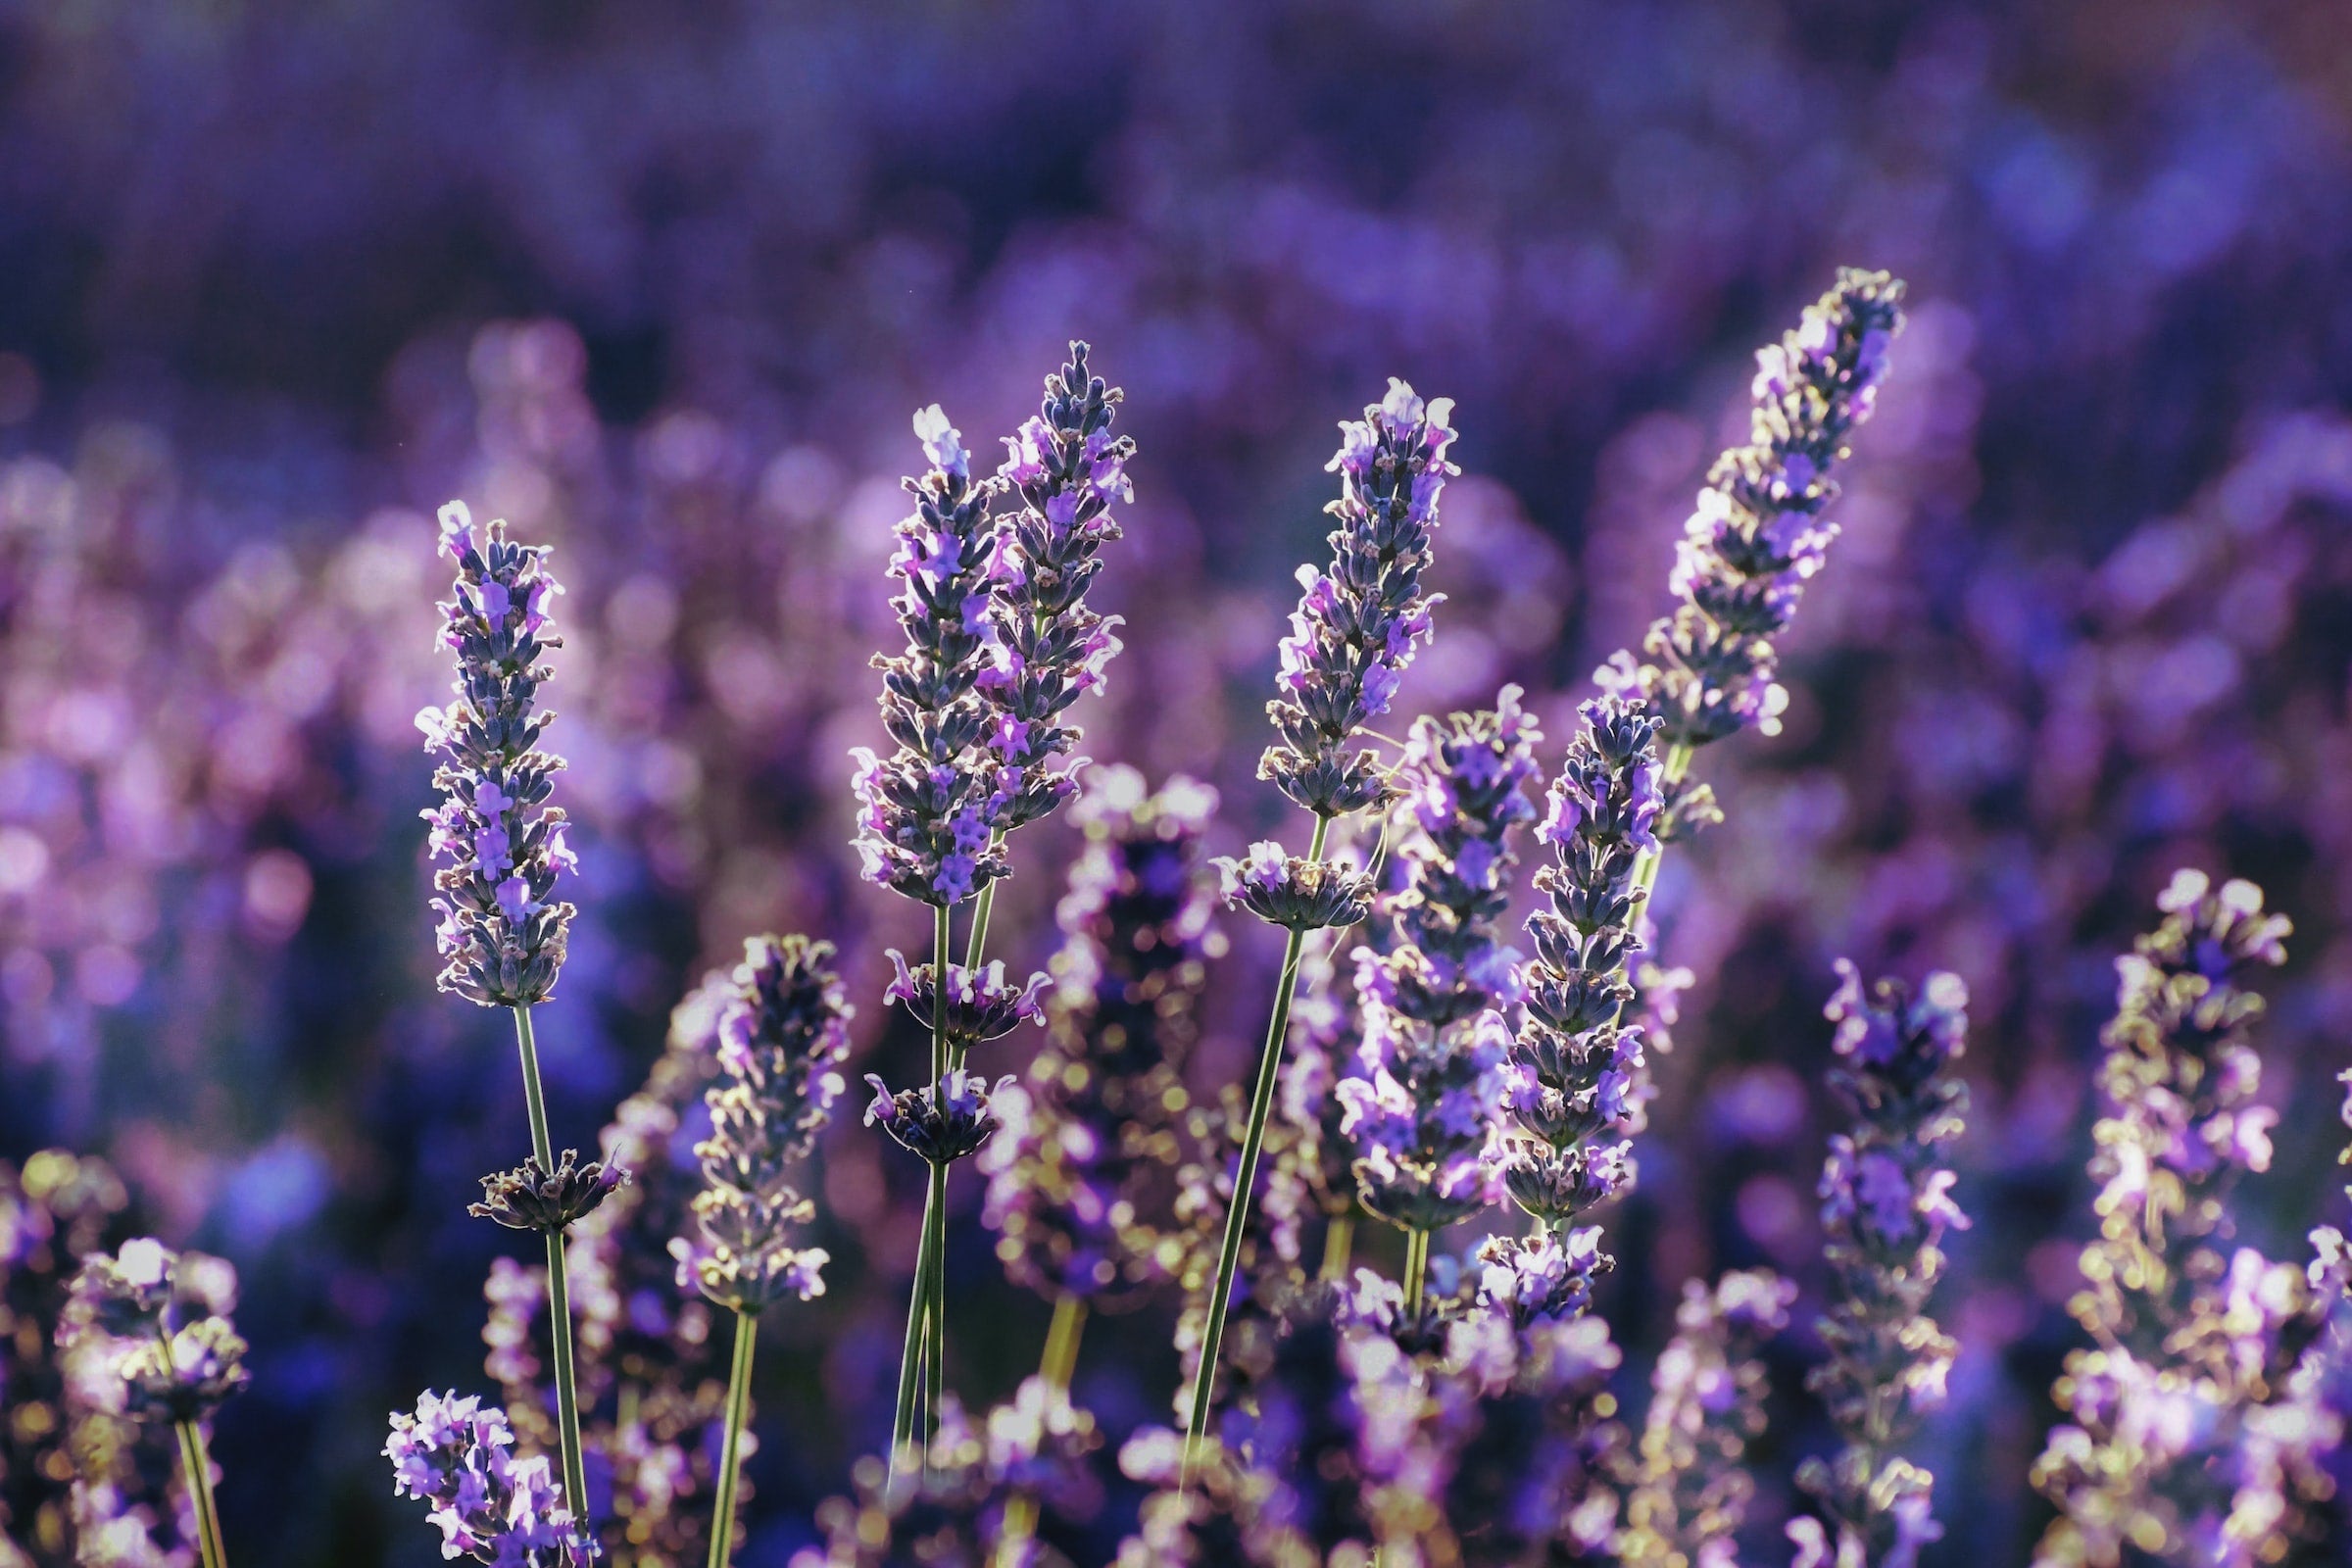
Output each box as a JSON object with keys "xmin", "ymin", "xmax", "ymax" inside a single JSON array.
[
  {"xmin": 2032, "ymin": 871, "xmax": 2338, "ymax": 1566},
  {"xmin": 850, "ymin": 406, "xmax": 1013, "ymax": 908},
  {"xmin": 1790, "ymin": 962, "xmax": 1969, "ymax": 1568},
  {"xmin": 983, "ymin": 341, "xmax": 1137, "ymax": 832},
  {"xmin": 1496, "ymin": 696, "xmax": 1661, "ymax": 1267},
  {"xmin": 1260, "ymin": 378, "xmax": 1457, "ymax": 818},
  {"xmin": 865, "ymin": 1068, "xmax": 1017, "ymax": 1166},
  {"xmin": 386, "ymin": 1391, "xmax": 597, "ymax": 1566},
  {"xmin": 1598, "ymin": 269, "xmax": 1907, "ymax": 759},
  {"xmin": 418, "ymin": 501, "xmax": 578, "ymax": 1007}
]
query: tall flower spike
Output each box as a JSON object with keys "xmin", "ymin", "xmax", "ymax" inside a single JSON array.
[
  {"xmin": 386, "ymin": 1391, "xmax": 598, "ymax": 1567},
  {"xmin": 2032, "ymin": 870, "xmax": 2338, "ymax": 1567},
  {"xmin": 418, "ymin": 501, "xmax": 578, "ymax": 1005},
  {"xmin": 1260, "ymin": 378, "xmax": 1458, "ymax": 818},
  {"xmin": 1597, "ymin": 269, "xmax": 1906, "ymax": 761},
  {"xmin": 1615, "ymin": 1270, "xmax": 1795, "ymax": 1568},
  {"xmin": 1790, "ymin": 963, "xmax": 1970, "ymax": 1568},
  {"xmin": 1497, "ymin": 696, "xmax": 1662, "ymax": 1262},
  {"xmin": 851, "ymin": 407, "xmax": 1012, "ymax": 907},
  {"xmin": 983, "ymin": 341, "xmax": 1137, "ymax": 832},
  {"xmin": 981, "ymin": 767, "xmax": 1222, "ymax": 1304},
  {"xmin": 683, "ymin": 934, "xmax": 854, "ymax": 1312}
]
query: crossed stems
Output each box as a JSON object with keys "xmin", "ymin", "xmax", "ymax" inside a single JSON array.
[
  {"xmin": 510, "ymin": 1005, "xmax": 593, "ymax": 1550},
  {"xmin": 154, "ymin": 1312, "xmax": 228, "ymax": 1568}
]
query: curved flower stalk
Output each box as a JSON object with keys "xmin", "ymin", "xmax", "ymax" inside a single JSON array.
[
  {"xmin": 64, "ymin": 1241, "xmax": 250, "ymax": 1568},
  {"xmin": 1183, "ymin": 378, "xmax": 1456, "ymax": 1477},
  {"xmin": 1615, "ymin": 1269, "xmax": 1795, "ymax": 1568},
  {"xmin": 420, "ymin": 500, "xmax": 598, "ymax": 1531},
  {"xmin": 1596, "ymin": 269, "xmax": 1907, "ymax": 825},
  {"xmin": 1788, "ymin": 964, "xmax": 1970, "ymax": 1568},
  {"xmin": 386, "ymin": 1392, "xmax": 596, "ymax": 1567},
  {"xmin": 2031, "ymin": 871, "xmax": 2339, "ymax": 1567},
  {"xmin": 1267, "ymin": 942, "xmax": 1375, "ymax": 1284},
  {"xmin": 0, "ymin": 1150, "xmax": 131, "ymax": 1562},
  {"xmin": 1340, "ymin": 687, "xmax": 1541, "ymax": 1311},
  {"xmin": 1488, "ymin": 695, "xmax": 1660, "ymax": 1309},
  {"xmin": 680, "ymin": 935, "xmax": 854, "ymax": 1567}
]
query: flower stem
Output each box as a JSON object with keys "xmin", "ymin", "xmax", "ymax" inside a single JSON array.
[
  {"xmin": 511, "ymin": 1004, "xmax": 591, "ymax": 1536},
  {"xmin": 1629, "ymin": 743, "xmax": 1694, "ymax": 902},
  {"xmin": 889, "ymin": 903, "xmax": 958, "ymax": 1489},
  {"xmin": 705, "ymin": 1306, "xmax": 758, "ymax": 1568},
  {"xmin": 1402, "ymin": 1227, "xmax": 1430, "ymax": 1316},
  {"xmin": 888, "ymin": 1177, "xmax": 941, "ymax": 1484},
  {"xmin": 1181, "ymin": 809, "xmax": 1333, "ymax": 1488},
  {"xmin": 173, "ymin": 1418, "xmax": 229, "ymax": 1568},
  {"xmin": 1319, "ymin": 1213, "xmax": 1357, "ymax": 1283},
  {"xmin": 994, "ymin": 1296, "xmax": 1091, "ymax": 1568}
]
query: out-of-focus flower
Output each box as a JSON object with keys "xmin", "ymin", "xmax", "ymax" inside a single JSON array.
[
  {"xmin": 418, "ymin": 502, "xmax": 578, "ymax": 1006},
  {"xmin": 1792, "ymin": 962, "xmax": 1970, "ymax": 1567},
  {"xmin": 682, "ymin": 934, "xmax": 853, "ymax": 1311}
]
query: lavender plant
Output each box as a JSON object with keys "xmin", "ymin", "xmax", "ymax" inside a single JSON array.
[
  {"xmin": 2031, "ymin": 870, "xmax": 2339, "ymax": 1565},
  {"xmin": 680, "ymin": 935, "xmax": 854, "ymax": 1566},
  {"xmin": 63, "ymin": 1241, "xmax": 250, "ymax": 1568},
  {"xmin": 419, "ymin": 500, "xmax": 605, "ymax": 1529},
  {"xmin": 1339, "ymin": 687, "xmax": 1540, "ymax": 1313},
  {"xmin": 1788, "ymin": 963, "xmax": 1970, "ymax": 1568},
  {"xmin": 1615, "ymin": 1269, "xmax": 1795, "ymax": 1568},
  {"xmin": 1183, "ymin": 377, "xmax": 1455, "ymax": 1475},
  {"xmin": 385, "ymin": 1391, "xmax": 595, "ymax": 1566}
]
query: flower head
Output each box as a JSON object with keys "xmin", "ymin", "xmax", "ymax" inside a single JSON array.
[
  {"xmin": 1261, "ymin": 380, "xmax": 1457, "ymax": 817},
  {"xmin": 865, "ymin": 1068, "xmax": 1014, "ymax": 1166},
  {"xmin": 470, "ymin": 1149, "xmax": 629, "ymax": 1234},
  {"xmin": 1215, "ymin": 840, "xmax": 1373, "ymax": 932},
  {"xmin": 883, "ymin": 950, "xmax": 1049, "ymax": 1051},
  {"xmin": 385, "ymin": 1390, "xmax": 597, "ymax": 1565},
  {"xmin": 418, "ymin": 502, "xmax": 577, "ymax": 1005}
]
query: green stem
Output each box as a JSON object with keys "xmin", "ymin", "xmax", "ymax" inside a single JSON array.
[
  {"xmin": 1403, "ymin": 1228, "xmax": 1430, "ymax": 1317},
  {"xmin": 922, "ymin": 1160, "xmax": 946, "ymax": 1452},
  {"xmin": 888, "ymin": 1179, "xmax": 941, "ymax": 1483},
  {"xmin": 174, "ymin": 1418, "xmax": 229, "ymax": 1568},
  {"xmin": 1181, "ymin": 810, "xmax": 1334, "ymax": 1488},
  {"xmin": 705, "ymin": 1307, "xmax": 758, "ymax": 1568},
  {"xmin": 1629, "ymin": 742, "xmax": 1694, "ymax": 903},
  {"xmin": 995, "ymin": 1297, "xmax": 1092, "ymax": 1568},
  {"xmin": 1319, "ymin": 1213, "xmax": 1357, "ymax": 1284},
  {"xmin": 512, "ymin": 1005, "xmax": 591, "ymax": 1536}
]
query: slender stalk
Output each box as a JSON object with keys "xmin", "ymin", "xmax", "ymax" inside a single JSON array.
[
  {"xmin": 1181, "ymin": 809, "xmax": 1334, "ymax": 1486},
  {"xmin": 994, "ymin": 1297, "xmax": 1092, "ymax": 1568},
  {"xmin": 174, "ymin": 1418, "xmax": 228, "ymax": 1568},
  {"xmin": 888, "ymin": 1179, "xmax": 941, "ymax": 1480},
  {"xmin": 705, "ymin": 1307, "xmax": 759, "ymax": 1568},
  {"xmin": 1629, "ymin": 743, "xmax": 1694, "ymax": 902},
  {"xmin": 1402, "ymin": 1227, "xmax": 1430, "ymax": 1317},
  {"xmin": 511, "ymin": 1005, "xmax": 591, "ymax": 1534},
  {"xmin": 1319, "ymin": 1212, "xmax": 1357, "ymax": 1284},
  {"xmin": 922, "ymin": 1160, "xmax": 946, "ymax": 1450},
  {"xmin": 890, "ymin": 903, "xmax": 958, "ymax": 1486}
]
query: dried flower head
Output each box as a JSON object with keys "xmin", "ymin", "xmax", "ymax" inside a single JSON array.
[
  {"xmin": 1260, "ymin": 379, "xmax": 1457, "ymax": 817},
  {"xmin": 470, "ymin": 1150, "xmax": 629, "ymax": 1234},
  {"xmin": 418, "ymin": 501, "xmax": 578, "ymax": 1006}
]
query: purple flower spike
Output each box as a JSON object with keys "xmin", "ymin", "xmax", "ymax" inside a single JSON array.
[
  {"xmin": 385, "ymin": 1390, "xmax": 598, "ymax": 1566},
  {"xmin": 1796, "ymin": 961, "xmax": 1970, "ymax": 1562},
  {"xmin": 1596, "ymin": 270, "xmax": 1907, "ymax": 755},
  {"xmin": 982, "ymin": 343, "xmax": 1137, "ymax": 832},
  {"xmin": 1215, "ymin": 840, "xmax": 1373, "ymax": 932},
  {"xmin": 883, "ymin": 950, "xmax": 1050, "ymax": 1050},
  {"xmin": 2033, "ymin": 872, "xmax": 2340, "ymax": 1563},
  {"xmin": 1261, "ymin": 379, "xmax": 1457, "ymax": 817},
  {"xmin": 852, "ymin": 407, "xmax": 1014, "ymax": 907},
  {"xmin": 684, "ymin": 934, "xmax": 853, "ymax": 1311},
  {"xmin": 417, "ymin": 501, "xmax": 577, "ymax": 1006}
]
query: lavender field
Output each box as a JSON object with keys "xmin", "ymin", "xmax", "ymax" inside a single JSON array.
[{"xmin": 5, "ymin": 3, "xmax": 2352, "ymax": 1565}]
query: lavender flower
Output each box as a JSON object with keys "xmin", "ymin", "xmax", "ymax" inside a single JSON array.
[
  {"xmin": 864, "ymin": 1068, "xmax": 1016, "ymax": 1166},
  {"xmin": 385, "ymin": 1391, "xmax": 597, "ymax": 1566},
  {"xmin": 1497, "ymin": 696, "xmax": 1662, "ymax": 1250},
  {"xmin": 1790, "ymin": 962, "xmax": 1970, "ymax": 1568},
  {"xmin": 980, "ymin": 767, "xmax": 1221, "ymax": 1304},
  {"xmin": 1259, "ymin": 379, "xmax": 1457, "ymax": 818},
  {"xmin": 1615, "ymin": 1270, "xmax": 1795, "ymax": 1568},
  {"xmin": 470, "ymin": 1150, "xmax": 628, "ymax": 1235},
  {"xmin": 418, "ymin": 501, "xmax": 577, "ymax": 1007},
  {"xmin": 850, "ymin": 407, "xmax": 1013, "ymax": 907},
  {"xmin": 1339, "ymin": 1007, "xmax": 1513, "ymax": 1237},
  {"xmin": 882, "ymin": 951, "xmax": 1049, "ymax": 1054},
  {"xmin": 1596, "ymin": 270, "xmax": 1907, "ymax": 757},
  {"xmin": 982, "ymin": 342, "xmax": 1136, "ymax": 832},
  {"xmin": 1212, "ymin": 841, "xmax": 1372, "ymax": 933},
  {"xmin": 1475, "ymin": 1223, "xmax": 1607, "ymax": 1328},
  {"xmin": 2031, "ymin": 870, "xmax": 2337, "ymax": 1566},
  {"xmin": 683, "ymin": 934, "xmax": 853, "ymax": 1311}
]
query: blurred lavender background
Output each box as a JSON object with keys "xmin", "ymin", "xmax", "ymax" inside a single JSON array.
[{"xmin": 2, "ymin": 1, "xmax": 2350, "ymax": 1562}]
